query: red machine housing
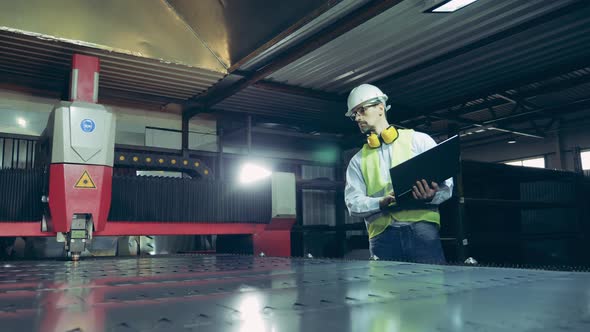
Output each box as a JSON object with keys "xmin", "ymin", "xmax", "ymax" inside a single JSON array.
[
  {"xmin": 70, "ymin": 54, "xmax": 100, "ymax": 103},
  {"xmin": 48, "ymin": 164, "xmax": 112, "ymax": 232},
  {"xmin": 46, "ymin": 54, "xmax": 113, "ymax": 234}
]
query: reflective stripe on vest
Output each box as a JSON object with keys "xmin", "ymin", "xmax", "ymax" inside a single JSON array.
[{"xmin": 361, "ymin": 129, "xmax": 440, "ymax": 239}]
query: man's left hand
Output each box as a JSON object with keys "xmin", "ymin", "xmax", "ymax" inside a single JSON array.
[{"xmin": 412, "ymin": 179, "xmax": 439, "ymax": 201}]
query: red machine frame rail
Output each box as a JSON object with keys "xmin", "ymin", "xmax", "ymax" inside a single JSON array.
[{"xmin": 0, "ymin": 218, "xmax": 295, "ymax": 257}]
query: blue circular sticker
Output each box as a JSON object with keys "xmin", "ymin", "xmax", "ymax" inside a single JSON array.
[{"xmin": 80, "ymin": 119, "xmax": 95, "ymax": 133}]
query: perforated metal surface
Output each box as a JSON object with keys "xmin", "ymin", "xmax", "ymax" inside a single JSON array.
[{"xmin": 1, "ymin": 255, "xmax": 589, "ymax": 332}]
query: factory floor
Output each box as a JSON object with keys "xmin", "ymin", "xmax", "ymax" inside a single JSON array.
[{"xmin": 1, "ymin": 254, "xmax": 590, "ymax": 332}]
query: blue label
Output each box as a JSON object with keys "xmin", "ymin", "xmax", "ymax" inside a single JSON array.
[{"xmin": 80, "ymin": 119, "xmax": 95, "ymax": 133}]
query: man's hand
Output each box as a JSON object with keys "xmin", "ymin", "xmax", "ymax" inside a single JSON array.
[
  {"xmin": 412, "ymin": 179, "xmax": 439, "ymax": 201},
  {"xmin": 379, "ymin": 192, "xmax": 396, "ymax": 210}
]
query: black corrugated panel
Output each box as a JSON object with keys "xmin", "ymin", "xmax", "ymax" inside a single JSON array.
[
  {"xmin": 108, "ymin": 175, "xmax": 272, "ymax": 223},
  {"xmin": 0, "ymin": 170, "xmax": 271, "ymax": 224},
  {"xmin": 0, "ymin": 168, "xmax": 44, "ymax": 221}
]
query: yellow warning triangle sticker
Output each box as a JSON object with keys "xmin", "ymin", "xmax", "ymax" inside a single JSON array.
[{"xmin": 75, "ymin": 170, "xmax": 96, "ymax": 189}]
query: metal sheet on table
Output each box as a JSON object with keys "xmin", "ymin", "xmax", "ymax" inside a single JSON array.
[{"xmin": 1, "ymin": 255, "xmax": 590, "ymax": 332}]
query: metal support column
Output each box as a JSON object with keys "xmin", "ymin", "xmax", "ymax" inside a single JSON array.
[
  {"xmin": 217, "ymin": 127, "xmax": 224, "ymax": 180},
  {"xmin": 181, "ymin": 113, "xmax": 189, "ymax": 158},
  {"xmin": 294, "ymin": 165, "xmax": 304, "ymax": 257},
  {"xmin": 573, "ymin": 146, "xmax": 583, "ymax": 173},
  {"xmin": 456, "ymin": 162, "xmax": 468, "ymax": 262},
  {"xmin": 555, "ymin": 121, "xmax": 564, "ymax": 169},
  {"xmin": 246, "ymin": 115, "xmax": 252, "ymax": 154},
  {"xmin": 334, "ymin": 146, "xmax": 346, "ymax": 257}
]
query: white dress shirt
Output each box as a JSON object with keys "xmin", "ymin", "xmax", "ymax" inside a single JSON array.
[{"xmin": 345, "ymin": 131, "xmax": 453, "ymax": 219}]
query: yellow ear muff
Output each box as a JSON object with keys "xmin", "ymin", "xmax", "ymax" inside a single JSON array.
[
  {"xmin": 380, "ymin": 126, "xmax": 398, "ymax": 144},
  {"xmin": 366, "ymin": 133, "xmax": 381, "ymax": 148}
]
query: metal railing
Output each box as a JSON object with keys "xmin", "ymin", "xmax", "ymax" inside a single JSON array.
[{"xmin": 0, "ymin": 134, "xmax": 38, "ymax": 169}]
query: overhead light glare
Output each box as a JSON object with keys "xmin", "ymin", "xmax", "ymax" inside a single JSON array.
[
  {"xmin": 17, "ymin": 117, "xmax": 27, "ymax": 127},
  {"xmin": 508, "ymin": 140, "xmax": 517, "ymax": 144},
  {"xmin": 427, "ymin": 0, "xmax": 479, "ymax": 13},
  {"xmin": 239, "ymin": 163, "xmax": 272, "ymax": 184},
  {"xmin": 460, "ymin": 124, "xmax": 495, "ymax": 137}
]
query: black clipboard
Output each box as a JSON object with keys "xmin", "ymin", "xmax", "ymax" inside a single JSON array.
[{"xmin": 389, "ymin": 135, "xmax": 460, "ymax": 200}]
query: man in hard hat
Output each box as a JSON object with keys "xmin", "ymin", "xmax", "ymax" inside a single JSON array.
[{"xmin": 344, "ymin": 83, "xmax": 453, "ymax": 264}]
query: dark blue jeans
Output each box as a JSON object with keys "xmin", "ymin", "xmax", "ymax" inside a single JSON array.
[{"xmin": 368, "ymin": 221, "xmax": 446, "ymax": 264}]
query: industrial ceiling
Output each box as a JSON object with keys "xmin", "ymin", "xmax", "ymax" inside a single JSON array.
[{"xmin": 1, "ymin": 0, "xmax": 590, "ymax": 146}]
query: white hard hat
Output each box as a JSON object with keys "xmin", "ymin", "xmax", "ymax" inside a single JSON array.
[{"xmin": 346, "ymin": 84, "xmax": 390, "ymax": 117}]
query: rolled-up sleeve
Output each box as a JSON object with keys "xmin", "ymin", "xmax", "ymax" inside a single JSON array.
[
  {"xmin": 429, "ymin": 177, "xmax": 453, "ymax": 205},
  {"xmin": 344, "ymin": 155, "xmax": 381, "ymax": 218}
]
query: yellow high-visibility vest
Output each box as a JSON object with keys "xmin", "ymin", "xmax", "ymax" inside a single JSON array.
[{"xmin": 361, "ymin": 129, "xmax": 440, "ymax": 239}]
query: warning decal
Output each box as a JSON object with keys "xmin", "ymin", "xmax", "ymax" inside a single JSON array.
[{"xmin": 75, "ymin": 170, "xmax": 96, "ymax": 189}]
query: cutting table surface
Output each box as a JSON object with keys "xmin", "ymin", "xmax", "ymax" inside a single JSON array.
[{"xmin": 1, "ymin": 255, "xmax": 589, "ymax": 331}]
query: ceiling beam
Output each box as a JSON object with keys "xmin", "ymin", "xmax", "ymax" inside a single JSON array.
[
  {"xmin": 394, "ymin": 66, "xmax": 590, "ymax": 128},
  {"xmin": 183, "ymin": 0, "xmax": 405, "ymax": 118},
  {"xmin": 262, "ymin": 72, "xmax": 590, "ymax": 138},
  {"xmin": 235, "ymin": 78, "xmax": 520, "ymax": 135},
  {"xmin": 543, "ymin": 118, "xmax": 557, "ymax": 132},
  {"xmin": 217, "ymin": 110, "xmax": 351, "ymax": 135},
  {"xmin": 223, "ymin": 125, "xmax": 344, "ymax": 143},
  {"xmin": 486, "ymin": 98, "xmax": 590, "ymax": 125},
  {"xmin": 429, "ymin": 114, "xmax": 544, "ymax": 139},
  {"xmin": 227, "ymin": 0, "xmax": 343, "ymax": 73},
  {"xmin": 516, "ymin": 72, "xmax": 590, "ymax": 99},
  {"xmin": 432, "ymin": 97, "xmax": 590, "ymax": 140},
  {"xmin": 406, "ymin": 98, "xmax": 508, "ymax": 123},
  {"xmin": 253, "ymin": 80, "xmax": 343, "ymax": 102},
  {"xmin": 408, "ymin": 55, "xmax": 590, "ymax": 121}
]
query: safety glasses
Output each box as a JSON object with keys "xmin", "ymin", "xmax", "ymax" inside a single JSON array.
[{"xmin": 347, "ymin": 99, "xmax": 381, "ymax": 121}]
